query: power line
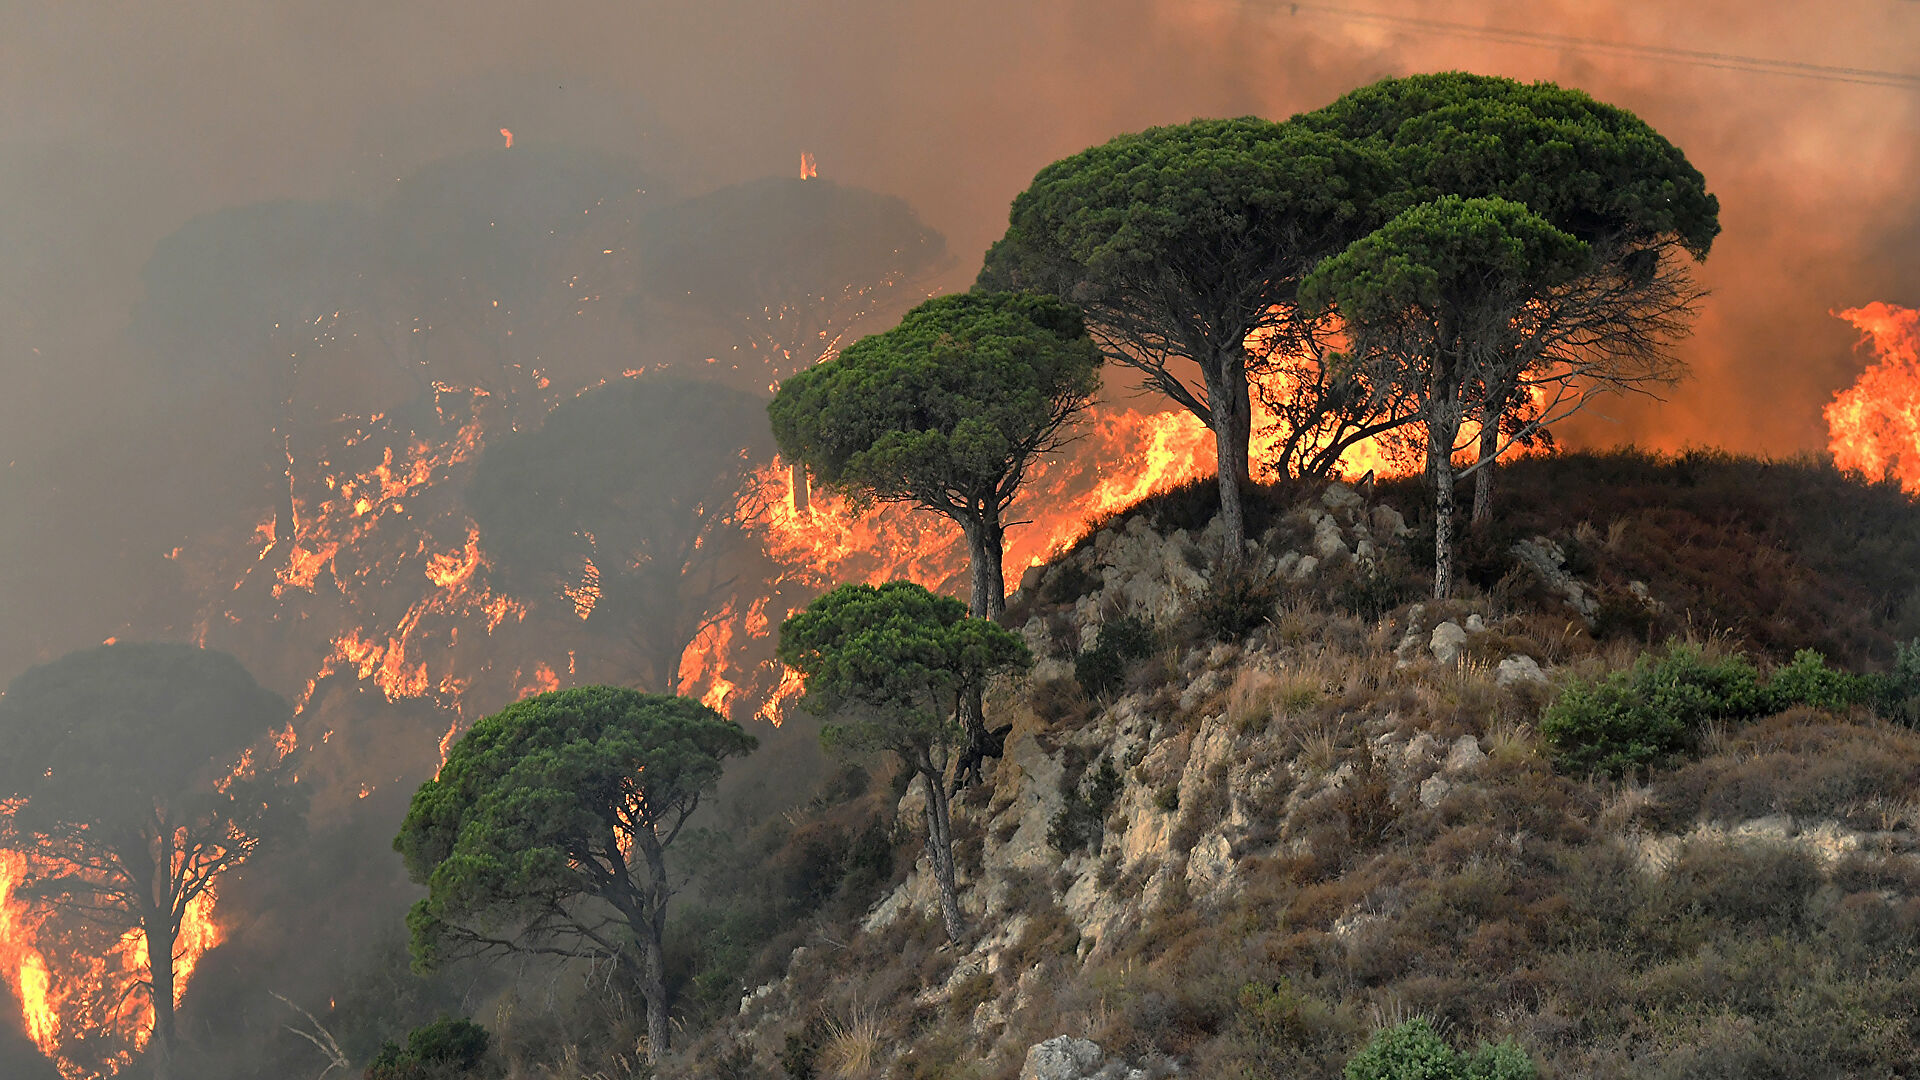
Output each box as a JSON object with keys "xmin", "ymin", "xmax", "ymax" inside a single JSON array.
[{"xmin": 1233, "ymin": 2, "xmax": 1920, "ymax": 89}]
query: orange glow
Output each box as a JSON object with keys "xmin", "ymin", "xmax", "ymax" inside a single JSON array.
[
  {"xmin": 0, "ymin": 841, "xmax": 226, "ymax": 1079},
  {"xmin": 1827, "ymin": 302, "xmax": 1920, "ymax": 494},
  {"xmin": 799, "ymin": 151, "xmax": 818, "ymax": 179},
  {"xmin": 517, "ymin": 661, "xmax": 561, "ymax": 700},
  {"xmin": 499, "ymin": 127, "xmax": 513, "ymax": 149},
  {"xmin": 678, "ymin": 615, "xmax": 739, "ymax": 712}
]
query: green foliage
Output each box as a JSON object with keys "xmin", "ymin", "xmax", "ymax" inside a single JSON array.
[
  {"xmin": 394, "ymin": 687, "xmax": 757, "ymax": 973},
  {"xmin": 1767, "ymin": 649, "xmax": 1876, "ymax": 712},
  {"xmin": 1072, "ymin": 647, "xmax": 1126, "ymax": 699},
  {"xmin": 1299, "ymin": 195, "xmax": 1590, "ymax": 321},
  {"xmin": 1234, "ymin": 979, "xmax": 1324, "ymax": 1049},
  {"xmin": 365, "ymin": 1016, "xmax": 491, "ymax": 1080},
  {"xmin": 1295, "ymin": 72, "xmax": 1720, "ymax": 255},
  {"xmin": 768, "ymin": 291, "xmax": 1101, "ymax": 511},
  {"xmin": 1194, "ymin": 565, "xmax": 1281, "ymax": 642},
  {"xmin": 1542, "ymin": 645, "xmax": 1764, "ymax": 776},
  {"xmin": 1872, "ymin": 639, "xmax": 1920, "ymax": 726},
  {"xmin": 981, "ymin": 117, "xmax": 1377, "ymax": 305},
  {"xmin": 981, "ymin": 117, "xmax": 1384, "ymax": 494},
  {"xmin": 1343, "ymin": 1018, "xmax": 1537, "ymax": 1080},
  {"xmin": 1048, "ymin": 756, "xmax": 1124, "ymax": 853},
  {"xmin": 777, "ymin": 581, "xmax": 1031, "ymax": 757},
  {"xmin": 1074, "ymin": 616, "xmax": 1157, "ymax": 696},
  {"xmin": 1042, "ymin": 561, "xmax": 1102, "ymax": 604},
  {"xmin": 0, "ymin": 641, "xmax": 297, "ymax": 826},
  {"xmin": 1544, "ymin": 644, "xmax": 1899, "ymax": 777}
]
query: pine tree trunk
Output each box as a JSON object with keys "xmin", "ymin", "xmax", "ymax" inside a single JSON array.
[
  {"xmin": 923, "ymin": 768, "xmax": 966, "ymax": 943},
  {"xmin": 1430, "ymin": 404, "xmax": 1461, "ymax": 601},
  {"xmin": 147, "ymin": 915, "xmax": 176, "ymax": 1080},
  {"xmin": 960, "ymin": 512, "xmax": 1006, "ymax": 620},
  {"xmin": 1201, "ymin": 345, "xmax": 1252, "ymax": 564},
  {"xmin": 638, "ymin": 840, "xmax": 673, "ymax": 1062},
  {"xmin": 1472, "ymin": 419, "xmax": 1498, "ymax": 526},
  {"xmin": 642, "ymin": 938, "xmax": 669, "ymax": 1063}
]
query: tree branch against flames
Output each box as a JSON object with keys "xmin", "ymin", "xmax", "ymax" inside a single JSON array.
[{"xmin": 0, "ymin": 644, "xmax": 304, "ymax": 1080}]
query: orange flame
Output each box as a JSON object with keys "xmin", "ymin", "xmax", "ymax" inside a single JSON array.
[
  {"xmin": 1827, "ymin": 302, "xmax": 1920, "ymax": 494},
  {"xmin": 799, "ymin": 151, "xmax": 818, "ymax": 180},
  {"xmin": 500, "ymin": 127, "xmax": 513, "ymax": 149},
  {"xmin": 0, "ymin": 847, "xmax": 225, "ymax": 1079}
]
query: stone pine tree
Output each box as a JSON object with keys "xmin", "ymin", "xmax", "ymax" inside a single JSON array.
[
  {"xmin": 777, "ymin": 582, "xmax": 1030, "ymax": 942},
  {"xmin": 468, "ymin": 376, "xmax": 775, "ymax": 693},
  {"xmin": 0, "ymin": 643, "xmax": 304, "ymax": 1080},
  {"xmin": 394, "ymin": 687, "xmax": 756, "ymax": 1063},
  {"xmin": 1301, "ymin": 197, "xmax": 1593, "ymax": 599},
  {"xmin": 978, "ymin": 118, "xmax": 1380, "ymax": 557},
  {"xmin": 1296, "ymin": 72, "xmax": 1720, "ymax": 525},
  {"xmin": 769, "ymin": 291, "xmax": 1101, "ymax": 621}
]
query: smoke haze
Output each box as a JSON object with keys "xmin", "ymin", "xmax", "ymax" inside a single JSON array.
[
  {"xmin": 0, "ymin": 3, "xmax": 1915, "ymax": 1072},
  {"xmin": 3, "ymin": 0, "xmax": 1917, "ymax": 669}
]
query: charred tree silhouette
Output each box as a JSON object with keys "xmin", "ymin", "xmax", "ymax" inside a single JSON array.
[
  {"xmin": 467, "ymin": 376, "xmax": 776, "ymax": 692},
  {"xmin": 0, "ymin": 643, "xmax": 304, "ymax": 1080}
]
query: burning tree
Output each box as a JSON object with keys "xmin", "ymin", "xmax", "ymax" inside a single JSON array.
[
  {"xmin": 1300, "ymin": 197, "xmax": 1595, "ymax": 599},
  {"xmin": 0, "ymin": 643, "xmax": 303, "ymax": 1080},
  {"xmin": 466, "ymin": 376, "xmax": 776, "ymax": 694},
  {"xmin": 395, "ymin": 687, "xmax": 756, "ymax": 1063},
  {"xmin": 978, "ymin": 118, "xmax": 1379, "ymax": 556},
  {"xmin": 767, "ymin": 291, "xmax": 1102, "ymax": 620},
  {"xmin": 1296, "ymin": 73, "xmax": 1720, "ymax": 525},
  {"xmin": 777, "ymin": 582, "xmax": 1029, "ymax": 942}
]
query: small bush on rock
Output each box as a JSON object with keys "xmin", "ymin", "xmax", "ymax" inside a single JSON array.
[
  {"xmin": 1075, "ymin": 616, "xmax": 1158, "ymax": 696},
  {"xmin": 1049, "ymin": 756, "xmax": 1124, "ymax": 853}
]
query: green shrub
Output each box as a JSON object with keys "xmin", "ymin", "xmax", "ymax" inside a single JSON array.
[
  {"xmin": 1049, "ymin": 756, "xmax": 1124, "ymax": 853},
  {"xmin": 1872, "ymin": 639, "xmax": 1920, "ymax": 725},
  {"xmin": 1542, "ymin": 644, "xmax": 1765, "ymax": 776},
  {"xmin": 1074, "ymin": 647, "xmax": 1127, "ymax": 698},
  {"xmin": 1767, "ymin": 649, "xmax": 1875, "ymax": 711},
  {"xmin": 1074, "ymin": 616, "xmax": 1158, "ymax": 697},
  {"xmin": 1344, "ymin": 1017, "xmax": 1537, "ymax": 1080},
  {"xmin": 365, "ymin": 1017, "xmax": 490, "ymax": 1080}
]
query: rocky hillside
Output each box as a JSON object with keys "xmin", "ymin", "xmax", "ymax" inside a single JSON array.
[{"xmin": 690, "ymin": 450, "xmax": 1920, "ymax": 1080}]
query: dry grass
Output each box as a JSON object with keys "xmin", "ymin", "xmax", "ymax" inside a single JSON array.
[{"xmin": 817, "ymin": 1006, "xmax": 884, "ymax": 1079}]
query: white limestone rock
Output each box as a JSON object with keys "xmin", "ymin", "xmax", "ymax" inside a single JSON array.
[{"xmin": 1496, "ymin": 654, "xmax": 1548, "ymax": 687}]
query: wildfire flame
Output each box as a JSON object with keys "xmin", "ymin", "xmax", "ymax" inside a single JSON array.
[
  {"xmin": 499, "ymin": 127, "xmax": 513, "ymax": 149},
  {"xmin": 0, "ymin": 841, "xmax": 226, "ymax": 1079},
  {"xmin": 1827, "ymin": 302, "xmax": 1920, "ymax": 494},
  {"xmin": 799, "ymin": 151, "xmax": 818, "ymax": 180}
]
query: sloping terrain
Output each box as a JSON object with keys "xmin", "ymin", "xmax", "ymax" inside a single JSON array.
[{"xmin": 683, "ymin": 450, "xmax": 1920, "ymax": 1079}]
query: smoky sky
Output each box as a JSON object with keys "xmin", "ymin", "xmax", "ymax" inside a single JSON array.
[{"xmin": 2, "ymin": 0, "xmax": 1917, "ymax": 673}]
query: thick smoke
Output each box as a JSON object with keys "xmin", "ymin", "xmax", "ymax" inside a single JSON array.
[{"xmin": 4, "ymin": 0, "xmax": 1917, "ymax": 671}]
